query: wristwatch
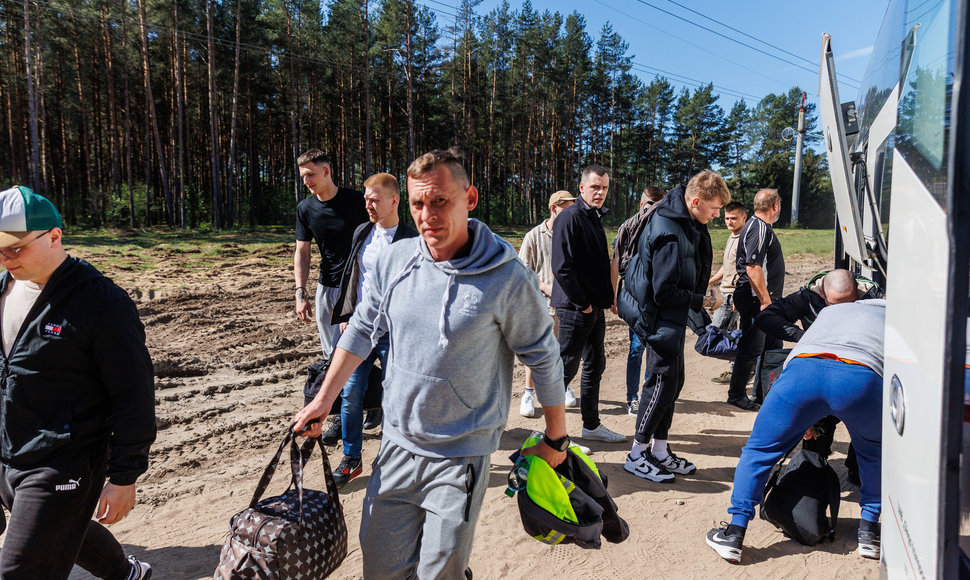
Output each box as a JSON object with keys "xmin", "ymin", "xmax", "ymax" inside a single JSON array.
[{"xmin": 542, "ymin": 433, "xmax": 571, "ymax": 452}]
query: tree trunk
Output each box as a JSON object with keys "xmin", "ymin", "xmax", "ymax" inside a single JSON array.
[
  {"xmin": 137, "ymin": 0, "xmax": 173, "ymax": 226},
  {"xmin": 121, "ymin": 4, "xmax": 135, "ymax": 227},
  {"xmin": 23, "ymin": 0, "xmax": 41, "ymax": 192},
  {"xmin": 71, "ymin": 2, "xmax": 98, "ymax": 225},
  {"xmin": 206, "ymin": 0, "xmax": 222, "ymax": 229},
  {"xmin": 226, "ymin": 0, "xmax": 243, "ymax": 229}
]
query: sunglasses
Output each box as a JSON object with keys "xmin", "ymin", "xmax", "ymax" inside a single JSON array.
[{"xmin": 0, "ymin": 229, "xmax": 52, "ymax": 259}]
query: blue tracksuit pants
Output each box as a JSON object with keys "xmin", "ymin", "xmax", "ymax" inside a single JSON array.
[{"xmin": 728, "ymin": 356, "xmax": 882, "ymax": 527}]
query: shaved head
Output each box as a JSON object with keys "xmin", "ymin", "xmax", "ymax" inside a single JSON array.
[{"xmin": 821, "ymin": 269, "xmax": 858, "ymax": 305}]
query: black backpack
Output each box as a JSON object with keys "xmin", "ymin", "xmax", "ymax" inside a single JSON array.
[{"xmin": 760, "ymin": 447, "xmax": 841, "ymax": 546}]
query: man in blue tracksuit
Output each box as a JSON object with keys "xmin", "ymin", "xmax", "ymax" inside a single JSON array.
[
  {"xmin": 294, "ymin": 149, "xmax": 569, "ymax": 578},
  {"xmin": 0, "ymin": 186, "xmax": 155, "ymax": 580},
  {"xmin": 706, "ymin": 299, "xmax": 886, "ymax": 563}
]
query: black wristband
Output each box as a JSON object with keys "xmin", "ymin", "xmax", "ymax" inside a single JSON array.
[{"xmin": 543, "ymin": 433, "xmax": 571, "ymax": 452}]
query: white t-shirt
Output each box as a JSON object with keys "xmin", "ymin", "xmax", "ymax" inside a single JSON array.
[
  {"xmin": 357, "ymin": 223, "xmax": 398, "ymax": 304},
  {"xmin": 1, "ymin": 278, "xmax": 44, "ymax": 356}
]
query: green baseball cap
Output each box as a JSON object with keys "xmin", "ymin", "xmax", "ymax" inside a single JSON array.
[{"xmin": 0, "ymin": 186, "xmax": 63, "ymax": 247}]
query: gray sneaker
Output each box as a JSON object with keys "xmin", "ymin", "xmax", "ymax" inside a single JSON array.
[
  {"xmin": 582, "ymin": 424, "xmax": 627, "ymax": 442},
  {"xmin": 858, "ymin": 525, "xmax": 880, "ymax": 559}
]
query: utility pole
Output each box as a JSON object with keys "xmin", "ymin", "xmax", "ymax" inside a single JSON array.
[{"xmin": 791, "ymin": 92, "xmax": 806, "ymax": 227}]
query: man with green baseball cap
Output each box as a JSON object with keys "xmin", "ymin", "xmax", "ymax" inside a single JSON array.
[{"xmin": 0, "ymin": 185, "xmax": 155, "ymax": 580}]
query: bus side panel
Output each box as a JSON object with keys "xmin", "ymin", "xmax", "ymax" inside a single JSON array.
[{"xmin": 882, "ymin": 150, "xmax": 949, "ymax": 579}]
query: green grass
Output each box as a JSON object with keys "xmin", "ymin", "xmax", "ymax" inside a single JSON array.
[
  {"xmin": 497, "ymin": 224, "xmax": 833, "ymax": 258},
  {"xmin": 59, "ymin": 226, "xmax": 296, "ymax": 273},
  {"xmin": 32, "ymin": 224, "xmax": 833, "ymax": 275}
]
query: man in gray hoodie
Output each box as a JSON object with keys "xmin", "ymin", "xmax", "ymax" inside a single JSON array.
[{"xmin": 294, "ymin": 148, "xmax": 568, "ymax": 579}]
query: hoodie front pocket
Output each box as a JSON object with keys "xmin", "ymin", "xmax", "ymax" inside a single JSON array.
[{"xmin": 384, "ymin": 363, "xmax": 475, "ymax": 443}]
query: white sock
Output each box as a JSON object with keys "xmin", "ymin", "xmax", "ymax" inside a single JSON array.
[
  {"xmin": 631, "ymin": 440, "xmax": 649, "ymax": 458},
  {"xmin": 652, "ymin": 439, "xmax": 669, "ymax": 460}
]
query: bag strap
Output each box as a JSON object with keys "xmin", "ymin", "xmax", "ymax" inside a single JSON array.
[
  {"xmin": 249, "ymin": 429, "xmax": 294, "ymax": 509},
  {"xmin": 825, "ymin": 459, "xmax": 841, "ymax": 539},
  {"xmin": 760, "ymin": 442, "xmax": 799, "ymax": 506},
  {"xmin": 297, "ymin": 435, "xmax": 344, "ymax": 516}
]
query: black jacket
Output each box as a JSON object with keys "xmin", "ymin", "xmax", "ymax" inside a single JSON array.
[
  {"xmin": 755, "ymin": 287, "xmax": 826, "ymax": 343},
  {"xmin": 331, "ymin": 220, "xmax": 418, "ymax": 325},
  {"xmin": 617, "ymin": 185, "xmax": 712, "ymax": 348},
  {"xmin": 0, "ymin": 258, "xmax": 155, "ymax": 485},
  {"xmin": 550, "ymin": 195, "xmax": 612, "ymax": 310}
]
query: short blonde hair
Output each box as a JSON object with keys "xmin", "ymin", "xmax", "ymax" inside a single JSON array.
[
  {"xmin": 363, "ymin": 172, "xmax": 400, "ymax": 197},
  {"xmin": 685, "ymin": 170, "xmax": 730, "ymax": 204},
  {"xmin": 407, "ymin": 147, "xmax": 469, "ymax": 188},
  {"xmin": 753, "ymin": 188, "xmax": 780, "ymax": 212}
]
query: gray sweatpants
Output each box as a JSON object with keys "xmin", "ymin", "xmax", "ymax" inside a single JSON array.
[
  {"xmin": 315, "ymin": 283, "xmax": 341, "ymax": 356},
  {"xmin": 360, "ymin": 439, "xmax": 490, "ymax": 579}
]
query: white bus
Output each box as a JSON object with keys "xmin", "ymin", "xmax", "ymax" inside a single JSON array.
[{"xmin": 819, "ymin": 0, "xmax": 970, "ymax": 577}]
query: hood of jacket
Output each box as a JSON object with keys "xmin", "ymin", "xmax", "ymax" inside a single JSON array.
[
  {"xmin": 417, "ymin": 218, "xmax": 517, "ymax": 276},
  {"xmin": 654, "ymin": 184, "xmax": 693, "ymax": 225}
]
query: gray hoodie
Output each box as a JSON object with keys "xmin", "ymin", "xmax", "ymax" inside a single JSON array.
[
  {"xmin": 338, "ymin": 219, "xmax": 565, "ymax": 458},
  {"xmin": 785, "ymin": 299, "xmax": 886, "ymax": 376}
]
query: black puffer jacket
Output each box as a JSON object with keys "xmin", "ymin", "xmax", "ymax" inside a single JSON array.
[
  {"xmin": 617, "ymin": 185, "xmax": 712, "ymax": 347},
  {"xmin": 0, "ymin": 257, "xmax": 155, "ymax": 485}
]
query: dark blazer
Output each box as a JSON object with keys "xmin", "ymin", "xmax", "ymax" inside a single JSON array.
[{"xmin": 332, "ymin": 220, "xmax": 418, "ymax": 324}]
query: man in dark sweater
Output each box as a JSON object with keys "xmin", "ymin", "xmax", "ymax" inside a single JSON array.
[
  {"xmin": 616, "ymin": 171, "xmax": 726, "ymax": 482},
  {"xmin": 551, "ymin": 165, "xmax": 625, "ymax": 443},
  {"xmin": 294, "ymin": 149, "xmax": 368, "ymax": 357},
  {"xmin": 727, "ymin": 188, "xmax": 783, "ymax": 410},
  {"xmin": 0, "ymin": 186, "xmax": 155, "ymax": 580}
]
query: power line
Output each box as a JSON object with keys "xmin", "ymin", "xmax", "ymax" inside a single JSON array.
[
  {"xmin": 631, "ymin": 0, "xmax": 859, "ymax": 90},
  {"xmin": 658, "ymin": 0, "xmax": 861, "ymax": 84},
  {"xmin": 629, "ymin": 63, "xmax": 760, "ymax": 102},
  {"xmin": 591, "ymin": 0, "xmax": 824, "ymax": 97}
]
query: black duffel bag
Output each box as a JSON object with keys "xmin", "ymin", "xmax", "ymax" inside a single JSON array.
[
  {"xmin": 303, "ymin": 357, "xmax": 384, "ymax": 412},
  {"xmin": 760, "ymin": 447, "xmax": 841, "ymax": 546},
  {"xmin": 214, "ymin": 428, "xmax": 347, "ymax": 579}
]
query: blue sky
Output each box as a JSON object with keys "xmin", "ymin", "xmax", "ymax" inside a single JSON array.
[{"xmin": 416, "ymin": 0, "xmax": 890, "ymax": 113}]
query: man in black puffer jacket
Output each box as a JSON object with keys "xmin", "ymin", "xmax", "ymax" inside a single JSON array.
[
  {"xmin": 617, "ymin": 171, "xmax": 729, "ymax": 483},
  {"xmin": 0, "ymin": 186, "xmax": 155, "ymax": 580}
]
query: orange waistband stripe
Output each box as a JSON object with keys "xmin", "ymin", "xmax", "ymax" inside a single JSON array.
[{"xmin": 795, "ymin": 352, "xmax": 872, "ymax": 370}]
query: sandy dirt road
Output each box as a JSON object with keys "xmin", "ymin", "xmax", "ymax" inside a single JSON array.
[{"xmin": 23, "ymin": 242, "xmax": 875, "ymax": 580}]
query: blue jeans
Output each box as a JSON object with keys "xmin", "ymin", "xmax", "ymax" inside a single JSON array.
[
  {"xmin": 727, "ymin": 357, "xmax": 882, "ymax": 527},
  {"xmin": 626, "ymin": 329, "xmax": 645, "ymax": 403},
  {"xmin": 341, "ymin": 335, "xmax": 389, "ymax": 458}
]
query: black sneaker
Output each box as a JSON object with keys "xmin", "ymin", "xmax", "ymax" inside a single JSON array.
[
  {"xmin": 624, "ymin": 451, "xmax": 675, "ymax": 483},
  {"xmin": 321, "ymin": 417, "xmax": 342, "ymax": 446},
  {"xmin": 706, "ymin": 523, "xmax": 744, "ymax": 563},
  {"xmin": 858, "ymin": 523, "xmax": 880, "ymax": 559},
  {"xmin": 659, "ymin": 450, "xmax": 697, "ymax": 475},
  {"xmin": 627, "ymin": 398, "xmax": 639, "ymax": 416},
  {"xmin": 727, "ymin": 397, "xmax": 760, "ymax": 412},
  {"xmin": 363, "ymin": 408, "xmax": 383, "ymax": 430},
  {"xmin": 333, "ymin": 455, "xmax": 362, "ymax": 489}
]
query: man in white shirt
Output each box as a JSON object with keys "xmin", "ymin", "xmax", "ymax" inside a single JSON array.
[
  {"xmin": 328, "ymin": 173, "xmax": 417, "ymax": 488},
  {"xmin": 518, "ymin": 190, "xmax": 575, "ymax": 417},
  {"xmin": 707, "ymin": 201, "xmax": 747, "ymax": 385}
]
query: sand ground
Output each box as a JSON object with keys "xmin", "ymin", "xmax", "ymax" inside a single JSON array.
[{"xmin": 0, "ymin": 240, "xmax": 875, "ymax": 579}]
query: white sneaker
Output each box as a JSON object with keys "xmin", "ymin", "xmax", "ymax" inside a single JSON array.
[
  {"xmin": 126, "ymin": 555, "xmax": 152, "ymax": 580},
  {"xmin": 564, "ymin": 387, "xmax": 578, "ymax": 408},
  {"xmin": 581, "ymin": 424, "xmax": 627, "ymax": 443},
  {"xmin": 519, "ymin": 390, "xmax": 536, "ymax": 418},
  {"xmin": 623, "ymin": 451, "xmax": 675, "ymax": 483}
]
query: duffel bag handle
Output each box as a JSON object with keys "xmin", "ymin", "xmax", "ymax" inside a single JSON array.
[{"xmin": 248, "ymin": 424, "xmax": 344, "ymax": 520}]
